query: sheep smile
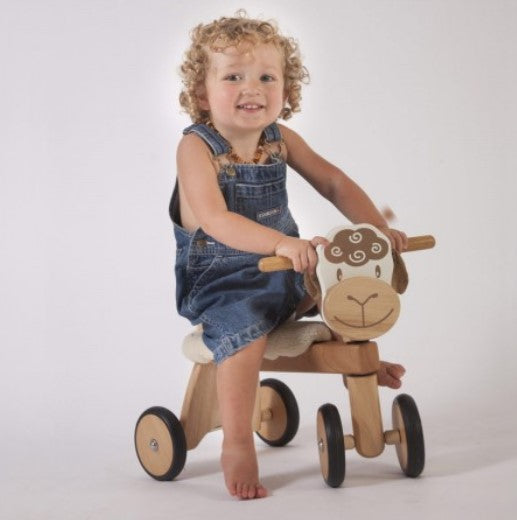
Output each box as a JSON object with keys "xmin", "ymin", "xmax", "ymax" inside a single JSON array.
[{"xmin": 332, "ymin": 308, "xmax": 394, "ymax": 329}]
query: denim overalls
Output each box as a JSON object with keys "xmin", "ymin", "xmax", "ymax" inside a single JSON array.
[{"xmin": 170, "ymin": 123, "xmax": 306, "ymax": 364}]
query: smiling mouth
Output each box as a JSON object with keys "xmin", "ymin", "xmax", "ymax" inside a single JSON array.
[
  {"xmin": 332, "ymin": 308, "xmax": 394, "ymax": 329},
  {"xmin": 237, "ymin": 103, "xmax": 264, "ymax": 110}
]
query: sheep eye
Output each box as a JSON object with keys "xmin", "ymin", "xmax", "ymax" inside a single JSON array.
[
  {"xmin": 337, "ymin": 268, "xmax": 343, "ymax": 281},
  {"xmin": 375, "ymin": 265, "xmax": 381, "ymax": 278}
]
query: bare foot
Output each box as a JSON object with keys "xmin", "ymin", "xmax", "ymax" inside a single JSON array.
[
  {"xmin": 221, "ymin": 439, "xmax": 268, "ymax": 500},
  {"xmin": 377, "ymin": 361, "xmax": 406, "ymax": 388}
]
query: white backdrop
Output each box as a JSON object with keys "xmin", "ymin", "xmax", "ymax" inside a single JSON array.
[{"xmin": 1, "ymin": 0, "xmax": 516, "ymax": 516}]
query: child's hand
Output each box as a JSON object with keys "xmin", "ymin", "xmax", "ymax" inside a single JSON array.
[
  {"xmin": 274, "ymin": 236, "xmax": 329, "ymax": 273},
  {"xmin": 378, "ymin": 226, "xmax": 408, "ymax": 253}
]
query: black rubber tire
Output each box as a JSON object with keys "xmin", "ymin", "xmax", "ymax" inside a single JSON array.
[
  {"xmin": 317, "ymin": 403, "xmax": 345, "ymax": 487},
  {"xmin": 134, "ymin": 406, "xmax": 187, "ymax": 481},
  {"xmin": 255, "ymin": 378, "xmax": 300, "ymax": 447},
  {"xmin": 392, "ymin": 394, "xmax": 425, "ymax": 478}
]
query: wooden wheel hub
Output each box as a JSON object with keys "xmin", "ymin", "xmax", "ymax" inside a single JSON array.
[
  {"xmin": 256, "ymin": 384, "xmax": 288, "ymax": 441},
  {"xmin": 316, "ymin": 411, "xmax": 329, "ymax": 480},
  {"xmin": 135, "ymin": 414, "xmax": 174, "ymax": 477}
]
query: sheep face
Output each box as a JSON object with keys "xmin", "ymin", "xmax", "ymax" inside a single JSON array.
[{"xmin": 315, "ymin": 224, "xmax": 401, "ymax": 341}]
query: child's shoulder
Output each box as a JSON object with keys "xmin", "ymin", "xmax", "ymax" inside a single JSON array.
[
  {"xmin": 176, "ymin": 131, "xmax": 216, "ymax": 175},
  {"xmin": 177, "ymin": 131, "xmax": 211, "ymax": 156},
  {"xmin": 276, "ymin": 122, "xmax": 296, "ymax": 140},
  {"xmin": 276, "ymin": 123, "xmax": 310, "ymax": 159},
  {"xmin": 277, "ymin": 123, "xmax": 308, "ymax": 147}
]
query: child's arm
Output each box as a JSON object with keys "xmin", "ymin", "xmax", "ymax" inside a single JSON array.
[
  {"xmin": 280, "ymin": 124, "xmax": 408, "ymax": 252},
  {"xmin": 177, "ymin": 134, "xmax": 325, "ymax": 271}
]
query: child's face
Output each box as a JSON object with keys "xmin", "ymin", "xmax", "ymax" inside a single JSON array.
[{"xmin": 199, "ymin": 42, "xmax": 286, "ymax": 137}]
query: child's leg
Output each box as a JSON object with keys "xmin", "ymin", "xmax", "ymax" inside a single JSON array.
[
  {"xmin": 294, "ymin": 295, "xmax": 406, "ymax": 389},
  {"xmin": 216, "ymin": 335, "xmax": 268, "ymax": 500}
]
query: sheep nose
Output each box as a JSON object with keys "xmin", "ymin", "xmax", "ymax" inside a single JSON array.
[{"xmin": 347, "ymin": 293, "xmax": 378, "ymax": 307}]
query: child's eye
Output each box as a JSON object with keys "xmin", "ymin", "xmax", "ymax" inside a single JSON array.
[
  {"xmin": 260, "ymin": 74, "xmax": 275, "ymax": 82},
  {"xmin": 224, "ymin": 74, "xmax": 241, "ymax": 81}
]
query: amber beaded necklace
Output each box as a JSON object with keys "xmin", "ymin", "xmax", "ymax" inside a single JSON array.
[
  {"xmin": 226, "ymin": 143, "xmax": 264, "ymax": 164},
  {"xmin": 206, "ymin": 121, "xmax": 265, "ymax": 164}
]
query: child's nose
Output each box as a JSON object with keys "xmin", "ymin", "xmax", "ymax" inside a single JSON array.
[{"xmin": 242, "ymin": 79, "xmax": 261, "ymax": 95}]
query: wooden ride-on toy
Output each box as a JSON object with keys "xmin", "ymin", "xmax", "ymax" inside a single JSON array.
[
  {"xmin": 134, "ymin": 224, "xmax": 435, "ymax": 488},
  {"xmin": 260, "ymin": 224, "xmax": 434, "ymax": 486}
]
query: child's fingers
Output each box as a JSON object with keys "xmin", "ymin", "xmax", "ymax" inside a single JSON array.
[
  {"xmin": 380, "ymin": 228, "xmax": 408, "ymax": 253},
  {"xmin": 307, "ymin": 244, "xmax": 318, "ymax": 273},
  {"xmin": 298, "ymin": 252, "xmax": 308, "ymax": 272},
  {"xmin": 291, "ymin": 254, "xmax": 301, "ymax": 272},
  {"xmin": 392, "ymin": 230, "xmax": 408, "ymax": 252},
  {"xmin": 390, "ymin": 233, "xmax": 399, "ymax": 252},
  {"xmin": 399, "ymin": 231, "xmax": 408, "ymax": 250},
  {"xmin": 310, "ymin": 235, "xmax": 329, "ymax": 247}
]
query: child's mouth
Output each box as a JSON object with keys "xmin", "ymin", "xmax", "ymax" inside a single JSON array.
[{"xmin": 237, "ymin": 103, "xmax": 264, "ymax": 112}]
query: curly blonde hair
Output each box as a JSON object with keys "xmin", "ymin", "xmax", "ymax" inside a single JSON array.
[{"xmin": 179, "ymin": 11, "xmax": 309, "ymax": 123}]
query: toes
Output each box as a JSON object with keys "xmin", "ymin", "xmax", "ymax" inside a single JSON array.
[
  {"xmin": 246, "ymin": 485, "xmax": 257, "ymax": 499},
  {"xmin": 386, "ymin": 376, "xmax": 402, "ymax": 389},
  {"xmin": 378, "ymin": 368, "xmax": 403, "ymax": 388},
  {"xmin": 227, "ymin": 481, "xmax": 237, "ymax": 496},
  {"xmin": 234, "ymin": 483, "xmax": 267, "ymax": 500},
  {"xmin": 379, "ymin": 362, "xmax": 406, "ymax": 388},
  {"xmin": 237, "ymin": 483, "xmax": 261, "ymax": 500},
  {"xmin": 240, "ymin": 484, "xmax": 249, "ymax": 500},
  {"xmin": 256, "ymin": 485, "xmax": 268, "ymax": 498},
  {"xmin": 387, "ymin": 363, "xmax": 406, "ymax": 378}
]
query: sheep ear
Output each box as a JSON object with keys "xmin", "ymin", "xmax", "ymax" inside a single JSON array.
[
  {"xmin": 391, "ymin": 250, "xmax": 409, "ymax": 294},
  {"xmin": 304, "ymin": 271, "xmax": 321, "ymax": 301}
]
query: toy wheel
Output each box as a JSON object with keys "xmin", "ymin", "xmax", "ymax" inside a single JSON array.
[
  {"xmin": 255, "ymin": 378, "xmax": 299, "ymax": 446},
  {"xmin": 317, "ymin": 403, "xmax": 345, "ymax": 487},
  {"xmin": 134, "ymin": 406, "xmax": 187, "ymax": 481},
  {"xmin": 392, "ymin": 394, "xmax": 425, "ymax": 478}
]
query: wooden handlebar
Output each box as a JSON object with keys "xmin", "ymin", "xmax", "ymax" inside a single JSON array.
[
  {"xmin": 258, "ymin": 235, "xmax": 436, "ymax": 272},
  {"xmin": 405, "ymin": 235, "xmax": 435, "ymax": 252}
]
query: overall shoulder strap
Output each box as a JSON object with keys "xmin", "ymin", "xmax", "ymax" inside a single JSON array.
[
  {"xmin": 262, "ymin": 122, "xmax": 286, "ymax": 158},
  {"xmin": 183, "ymin": 124, "xmax": 231, "ymax": 156},
  {"xmin": 262, "ymin": 122, "xmax": 282, "ymax": 143}
]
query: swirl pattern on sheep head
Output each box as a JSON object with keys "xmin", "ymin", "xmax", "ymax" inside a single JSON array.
[{"xmin": 324, "ymin": 228, "xmax": 389, "ymax": 267}]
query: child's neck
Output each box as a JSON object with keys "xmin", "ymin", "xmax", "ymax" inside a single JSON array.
[{"xmin": 209, "ymin": 122, "xmax": 266, "ymax": 163}]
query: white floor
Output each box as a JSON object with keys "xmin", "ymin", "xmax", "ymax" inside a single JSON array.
[{"xmin": 2, "ymin": 400, "xmax": 516, "ymax": 520}]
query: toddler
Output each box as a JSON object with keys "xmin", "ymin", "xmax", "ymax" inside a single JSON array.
[{"xmin": 170, "ymin": 12, "xmax": 407, "ymax": 500}]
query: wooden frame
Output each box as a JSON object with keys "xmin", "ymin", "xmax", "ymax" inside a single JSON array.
[{"xmin": 176, "ymin": 233, "xmax": 434, "ymax": 471}]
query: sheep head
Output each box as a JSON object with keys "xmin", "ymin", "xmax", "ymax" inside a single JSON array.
[{"xmin": 314, "ymin": 224, "xmax": 407, "ymax": 341}]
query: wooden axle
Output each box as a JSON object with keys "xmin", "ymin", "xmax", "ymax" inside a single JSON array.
[
  {"xmin": 343, "ymin": 429, "xmax": 401, "ymax": 451},
  {"xmin": 384, "ymin": 429, "xmax": 401, "ymax": 445}
]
